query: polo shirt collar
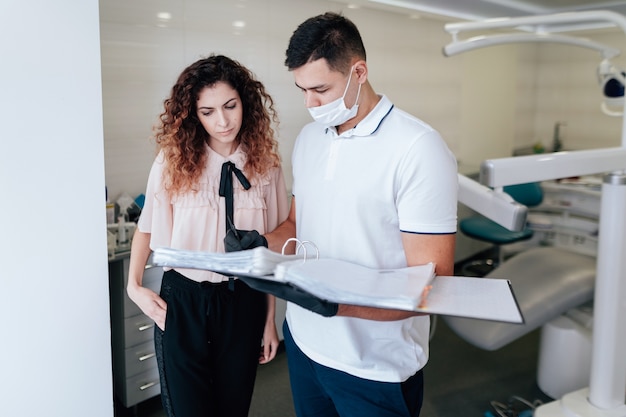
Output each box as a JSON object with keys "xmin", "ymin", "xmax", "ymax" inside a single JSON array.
[{"xmin": 325, "ymin": 95, "xmax": 394, "ymax": 138}]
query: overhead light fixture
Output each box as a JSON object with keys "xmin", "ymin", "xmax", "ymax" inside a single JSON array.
[
  {"xmin": 156, "ymin": 11, "xmax": 172, "ymax": 28},
  {"xmin": 157, "ymin": 12, "xmax": 172, "ymax": 21},
  {"xmin": 232, "ymin": 20, "xmax": 246, "ymax": 28}
]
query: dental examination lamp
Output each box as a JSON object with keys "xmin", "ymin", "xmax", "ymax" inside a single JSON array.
[
  {"xmin": 598, "ymin": 59, "xmax": 626, "ymax": 117},
  {"xmin": 444, "ymin": 10, "xmax": 626, "ymax": 417},
  {"xmin": 444, "ymin": 10, "xmax": 626, "ymax": 119}
]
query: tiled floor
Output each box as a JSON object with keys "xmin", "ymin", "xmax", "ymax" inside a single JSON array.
[{"xmin": 114, "ymin": 395, "xmax": 164, "ymax": 417}]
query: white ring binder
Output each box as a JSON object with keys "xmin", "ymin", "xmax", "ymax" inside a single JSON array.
[{"xmin": 281, "ymin": 238, "xmax": 320, "ymax": 261}]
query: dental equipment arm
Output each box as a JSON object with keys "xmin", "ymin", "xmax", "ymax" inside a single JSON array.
[
  {"xmin": 457, "ymin": 174, "xmax": 528, "ymax": 231},
  {"xmin": 444, "ymin": 33, "xmax": 620, "ymax": 59},
  {"xmin": 444, "ymin": 10, "xmax": 626, "ymax": 36},
  {"xmin": 478, "ymin": 147, "xmax": 626, "ymax": 187}
]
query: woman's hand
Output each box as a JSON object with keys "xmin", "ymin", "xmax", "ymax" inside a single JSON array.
[
  {"xmin": 259, "ymin": 319, "xmax": 279, "ymax": 364},
  {"xmin": 127, "ymin": 284, "xmax": 167, "ymax": 331}
]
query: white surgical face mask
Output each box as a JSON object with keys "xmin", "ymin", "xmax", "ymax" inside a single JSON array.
[{"xmin": 307, "ymin": 66, "xmax": 361, "ymax": 127}]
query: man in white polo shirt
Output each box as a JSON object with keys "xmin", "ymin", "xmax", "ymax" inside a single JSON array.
[{"xmin": 265, "ymin": 12, "xmax": 458, "ymax": 417}]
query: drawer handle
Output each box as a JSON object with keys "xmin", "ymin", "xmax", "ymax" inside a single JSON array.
[
  {"xmin": 138, "ymin": 323, "xmax": 154, "ymax": 331},
  {"xmin": 139, "ymin": 381, "xmax": 156, "ymax": 391},
  {"xmin": 139, "ymin": 352, "xmax": 156, "ymax": 361}
]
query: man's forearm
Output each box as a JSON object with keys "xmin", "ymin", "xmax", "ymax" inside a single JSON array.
[
  {"xmin": 336, "ymin": 304, "xmax": 427, "ymax": 321},
  {"xmin": 265, "ymin": 218, "xmax": 297, "ymax": 253}
]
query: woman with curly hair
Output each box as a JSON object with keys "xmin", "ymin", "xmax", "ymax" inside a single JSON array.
[{"xmin": 127, "ymin": 55, "xmax": 288, "ymax": 417}]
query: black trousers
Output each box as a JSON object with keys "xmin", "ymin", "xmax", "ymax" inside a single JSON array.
[{"xmin": 154, "ymin": 270, "xmax": 267, "ymax": 417}]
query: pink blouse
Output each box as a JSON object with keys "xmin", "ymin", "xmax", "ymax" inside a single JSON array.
[{"xmin": 138, "ymin": 144, "xmax": 289, "ymax": 282}]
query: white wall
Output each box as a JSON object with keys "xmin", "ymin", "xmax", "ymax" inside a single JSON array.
[
  {"xmin": 459, "ymin": 46, "xmax": 518, "ymax": 165},
  {"xmin": 0, "ymin": 0, "xmax": 113, "ymax": 415}
]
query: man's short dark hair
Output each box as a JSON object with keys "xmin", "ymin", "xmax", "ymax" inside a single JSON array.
[{"xmin": 285, "ymin": 12, "xmax": 367, "ymax": 74}]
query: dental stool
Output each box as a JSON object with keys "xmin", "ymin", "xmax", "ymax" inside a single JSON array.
[{"xmin": 460, "ymin": 182, "xmax": 544, "ymax": 276}]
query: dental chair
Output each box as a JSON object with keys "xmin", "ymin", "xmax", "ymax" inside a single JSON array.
[
  {"xmin": 444, "ymin": 246, "xmax": 596, "ymax": 397},
  {"xmin": 459, "ymin": 182, "xmax": 544, "ymax": 276}
]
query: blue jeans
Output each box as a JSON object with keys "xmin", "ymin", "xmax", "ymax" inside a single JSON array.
[{"xmin": 283, "ymin": 321, "xmax": 424, "ymax": 417}]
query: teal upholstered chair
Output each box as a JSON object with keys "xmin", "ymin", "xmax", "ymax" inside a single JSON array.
[{"xmin": 460, "ymin": 182, "xmax": 544, "ymax": 276}]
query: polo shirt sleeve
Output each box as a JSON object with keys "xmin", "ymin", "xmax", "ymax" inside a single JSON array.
[{"xmin": 396, "ymin": 129, "xmax": 458, "ymax": 234}]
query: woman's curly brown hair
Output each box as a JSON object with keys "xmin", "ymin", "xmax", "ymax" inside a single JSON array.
[{"xmin": 154, "ymin": 54, "xmax": 281, "ymax": 194}]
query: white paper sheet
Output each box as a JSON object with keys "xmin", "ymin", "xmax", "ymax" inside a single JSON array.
[{"xmin": 421, "ymin": 276, "xmax": 523, "ymax": 323}]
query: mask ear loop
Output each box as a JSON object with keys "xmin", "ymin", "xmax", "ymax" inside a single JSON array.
[
  {"xmin": 351, "ymin": 82, "xmax": 362, "ymax": 109},
  {"xmin": 343, "ymin": 65, "xmax": 362, "ymax": 109},
  {"xmin": 341, "ymin": 65, "xmax": 356, "ymax": 97},
  {"xmin": 281, "ymin": 238, "xmax": 320, "ymax": 262}
]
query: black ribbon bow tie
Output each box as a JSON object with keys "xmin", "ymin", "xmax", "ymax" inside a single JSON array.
[{"xmin": 219, "ymin": 161, "xmax": 251, "ymax": 234}]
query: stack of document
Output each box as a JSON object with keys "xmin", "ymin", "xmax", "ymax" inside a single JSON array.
[{"xmin": 153, "ymin": 246, "xmax": 303, "ymax": 277}]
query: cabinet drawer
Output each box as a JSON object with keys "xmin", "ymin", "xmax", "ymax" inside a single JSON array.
[
  {"xmin": 124, "ymin": 313, "xmax": 156, "ymax": 347},
  {"xmin": 124, "ymin": 340, "xmax": 158, "ymax": 378},
  {"xmin": 120, "ymin": 367, "xmax": 161, "ymax": 408},
  {"xmin": 124, "ymin": 266, "xmax": 163, "ymax": 318}
]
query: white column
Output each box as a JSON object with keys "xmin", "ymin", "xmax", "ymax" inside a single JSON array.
[{"xmin": 588, "ymin": 173, "xmax": 626, "ymax": 409}]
